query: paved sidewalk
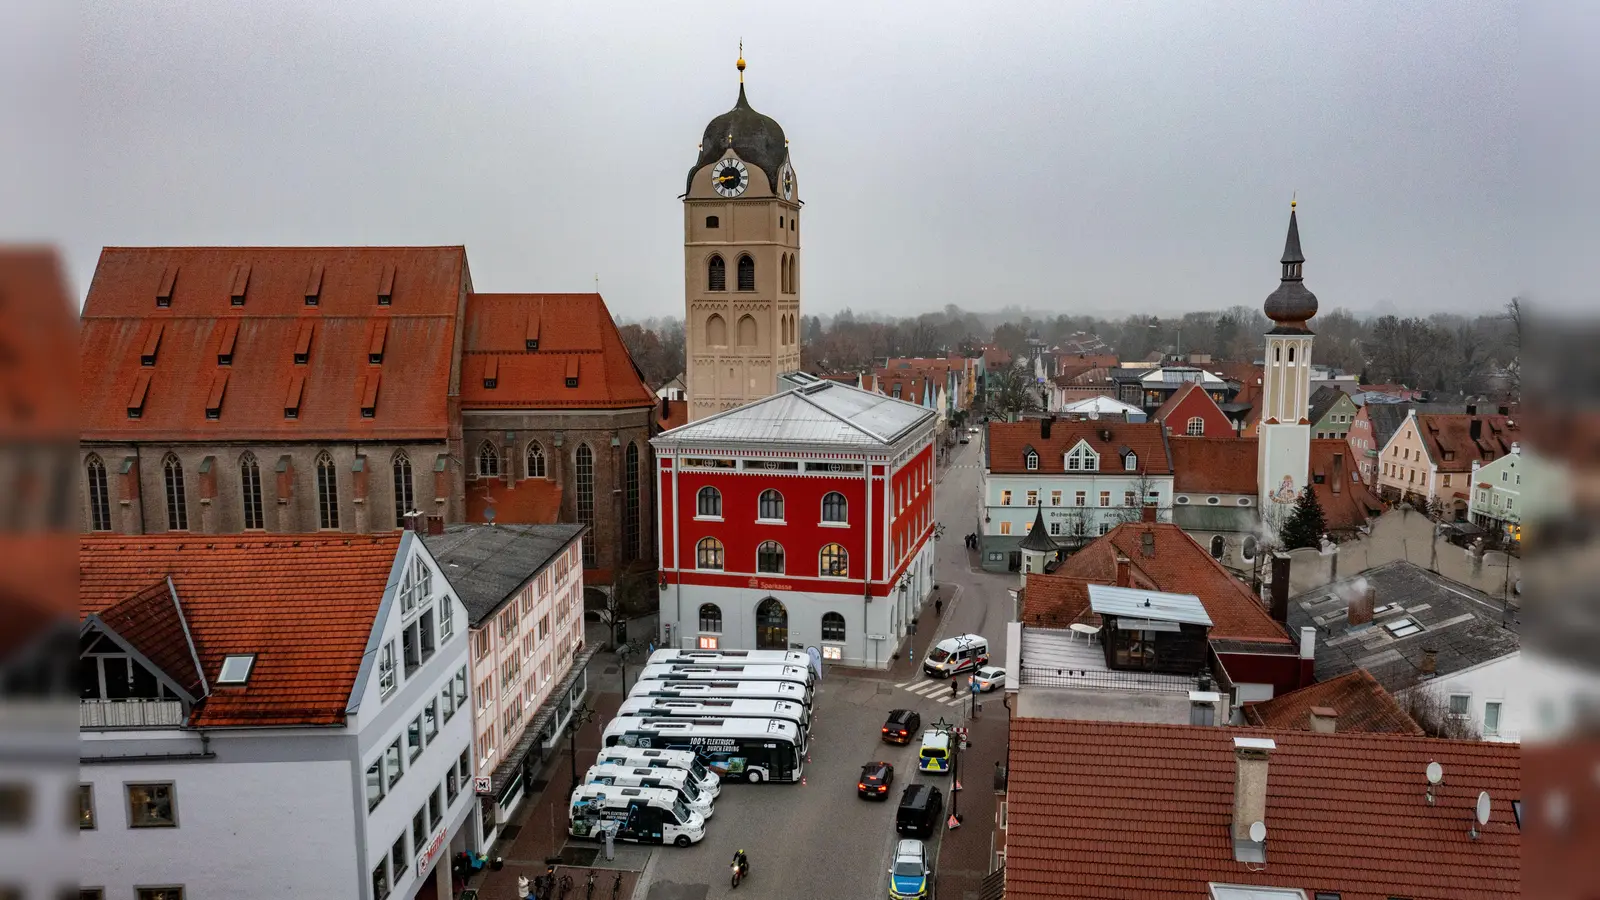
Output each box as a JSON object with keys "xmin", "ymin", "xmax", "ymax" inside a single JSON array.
[
  {"xmin": 933, "ymin": 709, "xmax": 1006, "ymax": 900},
  {"xmin": 828, "ymin": 587, "xmax": 949, "ymax": 681}
]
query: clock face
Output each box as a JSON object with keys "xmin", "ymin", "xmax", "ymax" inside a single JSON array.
[
  {"xmin": 780, "ymin": 163, "xmax": 794, "ymax": 200},
  {"xmin": 711, "ymin": 159, "xmax": 749, "ymax": 198}
]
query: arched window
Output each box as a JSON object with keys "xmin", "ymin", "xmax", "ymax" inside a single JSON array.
[
  {"xmin": 819, "ymin": 543, "xmax": 848, "ymax": 578},
  {"xmin": 1025, "ymin": 451, "xmax": 1039, "ymax": 471},
  {"xmin": 788, "ymin": 254, "xmax": 797, "ymax": 292},
  {"xmin": 757, "ymin": 540, "xmax": 785, "ymax": 574},
  {"xmin": 240, "ymin": 452, "xmax": 264, "ymax": 530},
  {"xmin": 755, "ymin": 597, "xmax": 788, "ymax": 650},
  {"xmin": 736, "ymin": 255, "xmax": 755, "ymax": 291},
  {"xmin": 624, "ymin": 442, "xmax": 640, "ymax": 562},
  {"xmin": 1186, "ymin": 417, "xmax": 1205, "ymax": 436},
  {"xmin": 1242, "ymin": 536, "xmax": 1258, "ymax": 561},
  {"xmin": 698, "ymin": 603, "xmax": 723, "ymax": 633},
  {"xmin": 86, "ymin": 454, "xmax": 111, "ymax": 531},
  {"xmin": 706, "ymin": 314, "xmax": 728, "ymax": 347},
  {"xmin": 1210, "ymin": 535, "xmax": 1226, "ymax": 559},
  {"xmin": 696, "ymin": 537, "xmax": 724, "ymax": 570},
  {"xmin": 477, "ymin": 440, "xmax": 499, "ymax": 478},
  {"xmin": 705, "ymin": 215, "xmax": 720, "ymax": 229},
  {"xmin": 737, "ymin": 315, "xmax": 758, "ymax": 347},
  {"xmin": 392, "ymin": 452, "xmax": 413, "ymax": 529},
  {"xmin": 526, "ymin": 442, "xmax": 547, "ymax": 478},
  {"xmin": 758, "ymin": 489, "xmax": 784, "ymax": 520},
  {"xmin": 707, "ymin": 255, "xmax": 726, "ymax": 291},
  {"xmin": 697, "ymin": 486, "xmax": 722, "ymax": 518},
  {"xmin": 315, "ymin": 450, "xmax": 340, "ymax": 529},
  {"xmin": 162, "ymin": 453, "xmax": 188, "ymax": 531},
  {"xmin": 1287, "ymin": 345, "xmax": 1296, "ymax": 363},
  {"xmin": 821, "ymin": 492, "xmax": 847, "ymax": 523},
  {"xmin": 779, "ymin": 254, "xmax": 788, "ymax": 293},
  {"xmin": 575, "ymin": 444, "xmax": 596, "ymax": 567},
  {"xmin": 1274, "ymin": 346, "xmax": 1281, "ymax": 362},
  {"xmin": 821, "ymin": 612, "xmax": 846, "ymax": 642}
]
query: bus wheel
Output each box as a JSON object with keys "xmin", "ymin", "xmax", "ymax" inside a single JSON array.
[
  {"xmin": 675, "ymin": 835, "xmax": 692, "ymax": 848},
  {"xmin": 747, "ymin": 769, "xmax": 765, "ymax": 784}
]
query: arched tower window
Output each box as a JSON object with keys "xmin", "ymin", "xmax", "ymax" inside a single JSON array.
[
  {"xmin": 477, "ymin": 440, "xmax": 500, "ymax": 478},
  {"xmin": 392, "ymin": 452, "xmax": 413, "ymax": 529},
  {"xmin": 575, "ymin": 444, "xmax": 596, "ymax": 567},
  {"xmin": 526, "ymin": 442, "xmax": 546, "ymax": 478},
  {"xmin": 240, "ymin": 452, "xmax": 264, "ymax": 530},
  {"xmin": 162, "ymin": 453, "xmax": 188, "ymax": 531},
  {"xmin": 707, "ymin": 255, "xmax": 726, "ymax": 291},
  {"xmin": 737, "ymin": 315, "xmax": 758, "ymax": 347},
  {"xmin": 737, "ymin": 255, "xmax": 755, "ymax": 291},
  {"xmin": 85, "ymin": 454, "xmax": 111, "ymax": 531},
  {"xmin": 623, "ymin": 442, "xmax": 640, "ymax": 562},
  {"xmin": 1288, "ymin": 345, "xmax": 1296, "ymax": 363},
  {"xmin": 705, "ymin": 215, "xmax": 720, "ymax": 229},
  {"xmin": 789, "ymin": 254, "xmax": 797, "ymax": 293},
  {"xmin": 706, "ymin": 314, "xmax": 728, "ymax": 347},
  {"xmin": 315, "ymin": 450, "xmax": 340, "ymax": 529}
]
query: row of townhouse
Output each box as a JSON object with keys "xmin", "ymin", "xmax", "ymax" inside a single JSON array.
[{"xmin": 78, "ymin": 523, "xmax": 590, "ymax": 900}]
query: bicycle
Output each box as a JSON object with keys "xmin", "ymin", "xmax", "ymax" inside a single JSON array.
[
  {"xmin": 586, "ymin": 870, "xmax": 596, "ymax": 900},
  {"xmin": 557, "ymin": 873, "xmax": 574, "ymax": 900},
  {"xmin": 612, "ymin": 872, "xmax": 624, "ymax": 900}
]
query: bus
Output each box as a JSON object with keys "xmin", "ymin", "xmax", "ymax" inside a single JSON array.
[
  {"xmin": 602, "ymin": 716, "xmax": 806, "ymax": 784},
  {"xmin": 648, "ymin": 649, "xmax": 812, "ymax": 669},
  {"xmin": 629, "ymin": 678, "xmax": 812, "ymax": 709},
  {"xmin": 583, "ymin": 763, "xmax": 714, "ymax": 818},
  {"xmin": 594, "ymin": 747, "xmax": 720, "ymax": 798},
  {"xmin": 635, "ymin": 663, "xmax": 813, "ymax": 696},
  {"xmin": 617, "ymin": 696, "xmax": 811, "ymax": 734},
  {"xmin": 568, "ymin": 784, "xmax": 705, "ymax": 847}
]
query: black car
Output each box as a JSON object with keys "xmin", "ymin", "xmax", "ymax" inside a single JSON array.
[
  {"xmin": 896, "ymin": 783, "xmax": 944, "ymax": 838},
  {"xmin": 858, "ymin": 761, "xmax": 895, "ymax": 799},
  {"xmin": 882, "ymin": 708, "xmax": 922, "ymax": 745}
]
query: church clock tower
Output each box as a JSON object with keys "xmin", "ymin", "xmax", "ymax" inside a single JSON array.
[
  {"xmin": 1257, "ymin": 201, "xmax": 1318, "ymax": 518},
  {"xmin": 682, "ymin": 54, "xmax": 801, "ymax": 421}
]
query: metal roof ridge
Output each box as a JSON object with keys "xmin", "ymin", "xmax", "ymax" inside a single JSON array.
[{"xmin": 788, "ymin": 385, "xmax": 894, "ymax": 444}]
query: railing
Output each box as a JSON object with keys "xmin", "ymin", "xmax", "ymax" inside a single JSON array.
[
  {"xmin": 80, "ymin": 699, "xmax": 185, "ymax": 728},
  {"xmin": 1018, "ymin": 665, "xmax": 1195, "ymax": 694}
]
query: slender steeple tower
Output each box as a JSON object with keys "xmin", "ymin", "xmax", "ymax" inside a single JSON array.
[{"xmin": 1258, "ymin": 199, "xmax": 1318, "ymax": 514}]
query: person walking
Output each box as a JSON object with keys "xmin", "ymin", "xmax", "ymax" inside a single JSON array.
[
  {"xmin": 518, "ymin": 874, "xmax": 532, "ymax": 900},
  {"xmin": 935, "ymin": 596, "xmax": 943, "ymax": 618},
  {"xmin": 950, "ymin": 677, "xmax": 959, "ymax": 697}
]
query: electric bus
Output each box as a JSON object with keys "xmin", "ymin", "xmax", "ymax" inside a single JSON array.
[
  {"xmin": 629, "ymin": 678, "xmax": 812, "ymax": 709},
  {"xmin": 567, "ymin": 785, "xmax": 705, "ymax": 847},
  {"xmin": 583, "ymin": 763, "xmax": 714, "ymax": 818},
  {"xmin": 634, "ymin": 663, "xmax": 813, "ymax": 698},
  {"xmin": 594, "ymin": 747, "xmax": 720, "ymax": 798},
  {"xmin": 602, "ymin": 716, "xmax": 806, "ymax": 784},
  {"xmin": 617, "ymin": 696, "xmax": 811, "ymax": 734}
]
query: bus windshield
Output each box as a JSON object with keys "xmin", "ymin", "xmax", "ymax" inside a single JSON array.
[
  {"xmin": 689, "ymin": 758, "xmax": 709, "ymax": 781},
  {"xmin": 927, "ymin": 647, "xmax": 951, "ymax": 663},
  {"xmin": 681, "ymin": 779, "xmax": 701, "ymax": 801},
  {"xmin": 672, "ymin": 799, "xmax": 691, "ymax": 823}
]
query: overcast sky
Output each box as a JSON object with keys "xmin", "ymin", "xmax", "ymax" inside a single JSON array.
[{"xmin": 6, "ymin": 1, "xmax": 1591, "ymax": 320}]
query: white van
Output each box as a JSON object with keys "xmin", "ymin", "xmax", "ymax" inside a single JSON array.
[
  {"xmin": 568, "ymin": 785, "xmax": 706, "ymax": 847},
  {"xmin": 584, "ymin": 763, "xmax": 715, "ymax": 818},
  {"xmin": 922, "ymin": 634, "xmax": 990, "ymax": 677},
  {"xmin": 595, "ymin": 747, "xmax": 721, "ymax": 798}
]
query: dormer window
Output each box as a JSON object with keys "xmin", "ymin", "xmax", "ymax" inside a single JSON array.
[
  {"xmin": 216, "ymin": 654, "xmax": 257, "ymax": 685},
  {"xmin": 1025, "ymin": 451, "xmax": 1038, "ymax": 471},
  {"xmin": 1124, "ymin": 452, "xmax": 1137, "ymax": 471},
  {"xmin": 1065, "ymin": 443, "xmax": 1099, "ymax": 472},
  {"xmin": 525, "ymin": 338, "xmax": 539, "ymax": 351}
]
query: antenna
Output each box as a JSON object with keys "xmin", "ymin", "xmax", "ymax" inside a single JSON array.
[
  {"xmin": 1476, "ymin": 791, "xmax": 1492, "ymax": 826},
  {"xmin": 1425, "ymin": 761, "xmax": 1443, "ymax": 805},
  {"xmin": 1248, "ymin": 821, "xmax": 1267, "ymax": 844}
]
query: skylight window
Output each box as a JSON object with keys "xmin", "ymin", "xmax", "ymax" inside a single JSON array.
[
  {"xmin": 1371, "ymin": 603, "xmax": 1399, "ymax": 616},
  {"xmin": 217, "ymin": 654, "xmax": 256, "ymax": 685},
  {"xmin": 1383, "ymin": 617, "xmax": 1424, "ymax": 638}
]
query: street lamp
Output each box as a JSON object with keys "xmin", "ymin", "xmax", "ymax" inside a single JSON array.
[
  {"xmin": 567, "ymin": 703, "xmax": 600, "ymax": 793},
  {"xmin": 617, "ymin": 638, "xmax": 647, "ymax": 695}
]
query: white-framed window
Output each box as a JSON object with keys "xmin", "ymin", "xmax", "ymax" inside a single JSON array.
[
  {"xmin": 1075, "ymin": 491, "xmax": 1086, "ymax": 507},
  {"xmin": 378, "ymin": 641, "xmax": 397, "ymax": 697},
  {"xmin": 999, "ymin": 521, "xmax": 1012, "ymax": 536},
  {"xmin": 696, "ymin": 486, "xmax": 722, "ymax": 518},
  {"xmin": 1065, "ymin": 444, "xmax": 1099, "ymax": 471},
  {"xmin": 407, "ymin": 715, "xmax": 424, "ymax": 761},
  {"xmin": 1483, "ymin": 701, "xmax": 1502, "ymax": 735},
  {"xmin": 1124, "ymin": 452, "xmax": 1137, "ymax": 471},
  {"xmin": 1026, "ymin": 490, "xmax": 1038, "ymax": 507},
  {"xmin": 1049, "ymin": 522, "xmax": 1061, "ymax": 535},
  {"xmin": 385, "ymin": 738, "xmax": 403, "ymax": 789},
  {"xmin": 1186, "ymin": 417, "xmax": 1204, "ymax": 436},
  {"xmin": 758, "ymin": 489, "xmax": 785, "ymax": 521},
  {"xmin": 822, "ymin": 492, "xmax": 848, "ymax": 523},
  {"xmin": 1051, "ymin": 490, "xmax": 1061, "ymax": 506},
  {"xmin": 438, "ymin": 595, "xmax": 455, "ymax": 644},
  {"xmin": 696, "ymin": 537, "xmax": 724, "ymax": 570},
  {"xmin": 1448, "ymin": 694, "xmax": 1471, "ymax": 719},
  {"xmin": 1025, "ymin": 451, "xmax": 1038, "ymax": 471},
  {"xmin": 819, "ymin": 543, "xmax": 849, "ymax": 578},
  {"xmin": 1099, "ymin": 491, "xmax": 1110, "ymax": 507}
]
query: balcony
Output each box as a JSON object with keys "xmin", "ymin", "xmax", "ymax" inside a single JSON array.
[{"xmin": 80, "ymin": 699, "xmax": 186, "ymax": 729}]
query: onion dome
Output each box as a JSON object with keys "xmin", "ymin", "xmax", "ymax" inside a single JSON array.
[
  {"xmin": 1263, "ymin": 202, "xmax": 1318, "ymax": 334},
  {"xmin": 686, "ymin": 58, "xmax": 789, "ymax": 195}
]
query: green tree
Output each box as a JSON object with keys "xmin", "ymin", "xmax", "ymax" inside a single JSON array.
[{"xmin": 1279, "ymin": 487, "xmax": 1327, "ymax": 550}]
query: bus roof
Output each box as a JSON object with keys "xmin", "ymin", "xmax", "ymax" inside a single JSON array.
[
  {"xmin": 631, "ymin": 679, "xmax": 807, "ymax": 696},
  {"xmin": 571, "ymin": 783, "xmax": 682, "ymax": 804},
  {"xmin": 648, "ymin": 649, "xmax": 809, "ymax": 665},
  {"xmin": 604, "ymin": 715, "xmax": 802, "ymax": 742},
  {"xmin": 637, "ymin": 664, "xmax": 810, "ymax": 681}
]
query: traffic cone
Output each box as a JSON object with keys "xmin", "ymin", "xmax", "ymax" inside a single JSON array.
[
  {"xmin": 954, "ymin": 780, "xmax": 963, "ymax": 792},
  {"xmin": 947, "ymin": 814, "xmax": 961, "ymax": 830},
  {"xmin": 801, "ymin": 776, "xmax": 806, "ymax": 786}
]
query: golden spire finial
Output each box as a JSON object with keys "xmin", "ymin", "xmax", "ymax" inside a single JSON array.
[
  {"xmin": 1291, "ymin": 190, "xmax": 1297, "ymax": 209},
  {"xmin": 737, "ymin": 40, "xmax": 745, "ymax": 82}
]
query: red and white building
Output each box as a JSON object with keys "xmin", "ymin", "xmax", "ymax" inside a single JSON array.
[{"xmin": 652, "ymin": 379, "xmax": 939, "ymax": 669}]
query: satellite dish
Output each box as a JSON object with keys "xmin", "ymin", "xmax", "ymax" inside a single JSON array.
[
  {"xmin": 1476, "ymin": 791, "xmax": 1492, "ymax": 826},
  {"xmin": 1248, "ymin": 821, "xmax": 1267, "ymax": 843},
  {"xmin": 1426, "ymin": 762, "xmax": 1444, "ymax": 785}
]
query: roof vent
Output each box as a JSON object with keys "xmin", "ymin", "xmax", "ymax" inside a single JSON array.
[
  {"xmin": 216, "ymin": 320, "xmax": 239, "ymax": 366},
  {"xmin": 483, "ymin": 355, "xmax": 500, "ymax": 390},
  {"xmin": 526, "ymin": 313, "xmax": 542, "ymax": 350},
  {"xmin": 229, "ymin": 264, "xmax": 251, "ymax": 306},
  {"xmin": 565, "ymin": 357, "xmax": 580, "ymax": 388},
  {"xmin": 284, "ymin": 373, "xmax": 305, "ymax": 419},
  {"xmin": 205, "ymin": 371, "xmax": 229, "ymax": 420},
  {"xmin": 127, "ymin": 371, "xmax": 152, "ymax": 419},
  {"xmin": 140, "ymin": 323, "xmax": 164, "ymax": 366},
  {"xmin": 294, "ymin": 321, "xmax": 314, "ymax": 365},
  {"xmin": 156, "ymin": 265, "xmax": 178, "ymax": 307},
  {"xmin": 304, "ymin": 263, "xmax": 324, "ymax": 305},
  {"xmin": 377, "ymin": 264, "xmax": 396, "ymax": 305},
  {"xmin": 368, "ymin": 320, "xmax": 388, "ymax": 364},
  {"xmin": 361, "ymin": 373, "xmax": 381, "ymax": 418}
]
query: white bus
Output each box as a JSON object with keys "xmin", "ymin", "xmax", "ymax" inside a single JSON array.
[
  {"xmin": 648, "ymin": 649, "xmax": 812, "ymax": 669},
  {"xmin": 594, "ymin": 747, "xmax": 720, "ymax": 798},
  {"xmin": 630, "ymin": 678, "xmax": 812, "ymax": 709},
  {"xmin": 584, "ymin": 763, "xmax": 714, "ymax": 818},
  {"xmin": 617, "ymin": 696, "xmax": 811, "ymax": 733},
  {"xmin": 602, "ymin": 716, "xmax": 806, "ymax": 784},
  {"xmin": 635, "ymin": 663, "xmax": 813, "ymax": 697},
  {"xmin": 568, "ymin": 784, "xmax": 706, "ymax": 847}
]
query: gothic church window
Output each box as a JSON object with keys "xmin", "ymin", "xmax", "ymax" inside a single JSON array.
[
  {"xmin": 708, "ymin": 256, "xmax": 726, "ymax": 291},
  {"xmin": 86, "ymin": 454, "xmax": 111, "ymax": 531},
  {"xmin": 162, "ymin": 453, "xmax": 187, "ymax": 531},
  {"xmin": 316, "ymin": 450, "xmax": 340, "ymax": 529},
  {"xmin": 737, "ymin": 255, "xmax": 755, "ymax": 291},
  {"xmin": 737, "ymin": 315, "xmax": 757, "ymax": 347}
]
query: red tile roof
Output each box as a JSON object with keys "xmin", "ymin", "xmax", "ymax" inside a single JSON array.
[
  {"xmin": 1152, "ymin": 381, "xmax": 1214, "ymax": 424},
  {"xmin": 1020, "ymin": 573, "xmax": 1098, "ymax": 627},
  {"xmin": 1309, "ymin": 438, "xmax": 1383, "ymax": 533},
  {"xmin": 1414, "ymin": 413, "xmax": 1520, "ymax": 473},
  {"xmin": 466, "ymin": 477, "xmax": 563, "ymax": 527},
  {"xmin": 1170, "ymin": 436, "xmax": 1259, "ymax": 494},
  {"xmin": 90, "ymin": 580, "xmax": 206, "ymax": 698},
  {"xmin": 1057, "ymin": 523, "xmax": 1290, "ymax": 645},
  {"xmin": 80, "ymin": 247, "xmax": 467, "ymax": 442},
  {"xmin": 0, "ymin": 248, "xmax": 78, "ymax": 439},
  {"xmin": 657, "ymin": 397, "xmax": 690, "ymax": 433},
  {"xmin": 460, "ymin": 294, "xmax": 654, "ymax": 409},
  {"xmin": 80, "ymin": 533, "xmax": 402, "ymax": 727},
  {"xmin": 987, "ymin": 420, "xmax": 1172, "ymax": 475},
  {"xmin": 1007, "ymin": 718, "xmax": 1520, "ymax": 900},
  {"xmin": 1242, "ymin": 669, "xmax": 1423, "ymax": 735}
]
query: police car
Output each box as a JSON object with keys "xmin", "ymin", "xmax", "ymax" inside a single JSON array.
[{"xmin": 888, "ymin": 838, "xmax": 932, "ymax": 899}]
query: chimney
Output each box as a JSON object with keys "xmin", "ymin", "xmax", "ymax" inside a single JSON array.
[
  {"xmin": 1269, "ymin": 553, "xmax": 1290, "ymax": 624},
  {"xmin": 1510, "ymin": 441, "xmax": 1520, "ymax": 455},
  {"xmin": 1231, "ymin": 737, "xmax": 1275, "ymax": 862},
  {"xmin": 1497, "ymin": 405, "xmax": 1510, "ymax": 416},
  {"xmin": 1331, "ymin": 453, "xmax": 1344, "ymax": 494},
  {"xmin": 427, "ymin": 515, "xmax": 445, "ymax": 536},
  {"xmin": 1041, "ymin": 416, "xmax": 1053, "ymax": 439},
  {"xmin": 661, "ymin": 396, "xmax": 670, "ymax": 420},
  {"xmin": 1466, "ymin": 403, "xmax": 1477, "ymax": 416},
  {"xmin": 1299, "ymin": 625, "xmax": 1316, "ymax": 660},
  {"xmin": 1141, "ymin": 502, "xmax": 1157, "ymax": 523},
  {"xmin": 1347, "ymin": 585, "xmax": 1375, "ymax": 626},
  {"xmin": 1114, "ymin": 554, "xmax": 1132, "ymax": 587},
  {"xmin": 1307, "ymin": 707, "xmax": 1338, "ymax": 734},
  {"xmin": 1420, "ymin": 648, "xmax": 1437, "ymax": 675},
  {"xmin": 1469, "ymin": 418, "xmax": 1482, "ymax": 441},
  {"xmin": 1139, "ymin": 530, "xmax": 1156, "ymax": 557}
]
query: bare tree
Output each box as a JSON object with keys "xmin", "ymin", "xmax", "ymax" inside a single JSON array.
[{"xmin": 1401, "ymin": 683, "xmax": 1482, "ymax": 740}]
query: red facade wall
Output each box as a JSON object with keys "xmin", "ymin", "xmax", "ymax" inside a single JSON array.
[
  {"xmin": 889, "ymin": 445, "xmax": 935, "ymax": 581},
  {"xmin": 1347, "ymin": 406, "xmax": 1377, "ymax": 484},
  {"xmin": 1217, "ymin": 650, "xmax": 1306, "ymax": 697},
  {"xmin": 1162, "ymin": 389, "xmax": 1233, "ymax": 438}
]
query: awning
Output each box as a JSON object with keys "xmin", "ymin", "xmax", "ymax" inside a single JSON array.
[{"xmin": 489, "ymin": 643, "xmax": 599, "ymax": 794}]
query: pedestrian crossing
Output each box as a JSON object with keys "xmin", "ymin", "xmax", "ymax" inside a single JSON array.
[{"xmin": 892, "ymin": 676, "xmax": 974, "ymax": 708}]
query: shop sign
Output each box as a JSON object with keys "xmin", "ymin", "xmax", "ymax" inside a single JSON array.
[
  {"xmin": 473, "ymin": 776, "xmax": 492, "ymax": 796},
  {"xmin": 416, "ymin": 823, "xmax": 449, "ymax": 877}
]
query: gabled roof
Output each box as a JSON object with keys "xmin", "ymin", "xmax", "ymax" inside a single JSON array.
[
  {"xmin": 1020, "ymin": 572, "xmax": 1097, "ymax": 627},
  {"xmin": 1413, "ymin": 413, "xmax": 1520, "ymax": 473},
  {"xmin": 80, "ymin": 246, "xmax": 468, "ymax": 442},
  {"xmin": 986, "ymin": 420, "xmax": 1171, "ymax": 475},
  {"xmin": 460, "ymin": 293, "xmax": 654, "ymax": 410},
  {"xmin": 1307, "ymin": 384, "xmax": 1349, "ymax": 425},
  {"xmin": 1056, "ymin": 524, "xmax": 1290, "ymax": 645},
  {"xmin": 1242, "ymin": 669, "xmax": 1423, "ymax": 735},
  {"xmin": 653, "ymin": 380, "xmax": 935, "ymax": 450},
  {"xmin": 423, "ymin": 524, "xmax": 585, "ymax": 626},
  {"xmin": 1170, "ymin": 436, "xmax": 1258, "ymax": 494},
  {"xmin": 80, "ymin": 533, "xmax": 403, "ymax": 727},
  {"xmin": 1006, "ymin": 718, "xmax": 1519, "ymax": 900},
  {"xmin": 84, "ymin": 579, "xmax": 206, "ymax": 700},
  {"xmin": 1151, "ymin": 380, "xmax": 1225, "ymax": 424},
  {"xmin": 1308, "ymin": 439, "xmax": 1382, "ymax": 533}
]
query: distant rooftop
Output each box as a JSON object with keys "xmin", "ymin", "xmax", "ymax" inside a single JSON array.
[
  {"xmin": 1088, "ymin": 583, "xmax": 1213, "ymax": 627},
  {"xmin": 423, "ymin": 523, "xmax": 586, "ymax": 625},
  {"xmin": 1016, "ymin": 625, "xmax": 1196, "ymax": 722}
]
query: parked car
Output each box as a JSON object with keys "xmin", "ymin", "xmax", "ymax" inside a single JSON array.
[
  {"xmin": 958, "ymin": 435, "xmax": 970, "ymax": 444},
  {"xmin": 895, "ymin": 783, "xmax": 944, "ymax": 839},
  {"xmin": 881, "ymin": 708, "xmax": 922, "ymax": 745},
  {"xmin": 969, "ymin": 665, "xmax": 1006, "ymax": 692},
  {"xmin": 857, "ymin": 761, "xmax": 895, "ymax": 799},
  {"xmin": 888, "ymin": 838, "xmax": 932, "ymax": 900}
]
